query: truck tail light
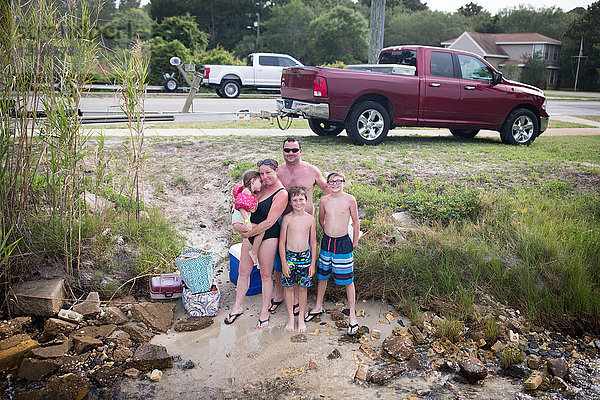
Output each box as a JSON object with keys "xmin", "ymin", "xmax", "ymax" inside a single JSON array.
[
  {"xmin": 313, "ymin": 76, "xmax": 328, "ymax": 97},
  {"xmin": 203, "ymin": 67, "xmax": 210, "ymax": 79}
]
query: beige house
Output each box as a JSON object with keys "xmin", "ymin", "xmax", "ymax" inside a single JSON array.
[{"xmin": 441, "ymin": 32, "xmax": 562, "ymax": 89}]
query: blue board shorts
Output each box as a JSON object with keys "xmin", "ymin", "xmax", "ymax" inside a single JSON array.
[
  {"xmin": 316, "ymin": 234, "xmax": 354, "ymax": 286},
  {"xmin": 281, "ymin": 249, "xmax": 313, "ymax": 288}
]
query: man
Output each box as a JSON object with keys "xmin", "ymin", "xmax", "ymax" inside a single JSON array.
[{"xmin": 268, "ymin": 137, "xmax": 331, "ymax": 313}]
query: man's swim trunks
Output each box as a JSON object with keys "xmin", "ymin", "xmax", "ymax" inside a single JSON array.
[
  {"xmin": 282, "ymin": 249, "xmax": 313, "ymax": 288},
  {"xmin": 316, "ymin": 234, "xmax": 353, "ymax": 285}
]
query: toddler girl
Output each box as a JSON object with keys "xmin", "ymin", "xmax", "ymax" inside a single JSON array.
[{"xmin": 232, "ymin": 170, "xmax": 263, "ymax": 266}]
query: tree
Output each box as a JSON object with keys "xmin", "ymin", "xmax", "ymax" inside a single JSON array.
[
  {"xmin": 119, "ymin": 0, "xmax": 140, "ymax": 12},
  {"xmin": 495, "ymin": 6, "xmax": 572, "ymax": 40},
  {"xmin": 458, "ymin": 2, "xmax": 483, "ymax": 17},
  {"xmin": 401, "ymin": 0, "xmax": 428, "ymax": 13},
  {"xmin": 563, "ymin": 2, "xmax": 600, "ymax": 90},
  {"xmin": 147, "ymin": 37, "xmax": 191, "ymax": 85},
  {"xmin": 520, "ymin": 53, "xmax": 547, "ymax": 88},
  {"xmin": 152, "ymin": 14, "xmax": 209, "ymax": 53},
  {"xmin": 306, "ymin": 5, "xmax": 368, "ymax": 64},
  {"xmin": 385, "ymin": 10, "xmax": 469, "ymax": 47},
  {"xmin": 101, "ymin": 8, "xmax": 152, "ymax": 49}
]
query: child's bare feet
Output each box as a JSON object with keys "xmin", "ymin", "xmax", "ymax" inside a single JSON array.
[
  {"xmin": 249, "ymin": 250, "xmax": 258, "ymax": 266},
  {"xmin": 298, "ymin": 321, "xmax": 307, "ymax": 333},
  {"xmin": 285, "ymin": 320, "xmax": 295, "ymax": 332}
]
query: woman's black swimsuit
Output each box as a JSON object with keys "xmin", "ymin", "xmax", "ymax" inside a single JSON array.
[{"xmin": 249, "ymin": 187, "xmax": 285, "ymax": 244}]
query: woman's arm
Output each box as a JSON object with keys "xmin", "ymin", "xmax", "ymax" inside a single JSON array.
[{"xmin": 241, "ymin": 188, "xmax": 288, "ymax": 238}]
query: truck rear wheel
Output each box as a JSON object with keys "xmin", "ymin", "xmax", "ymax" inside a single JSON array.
[
  {"xmin": 308, "ymin": 119, "xmax": 344, "ymax": 136},
  {"xmin": 450, "ymin": 129, "xmax": 479, "ymax": 138},
  {"xmin": 220, "ymin": 80, "xmax": 241, "ymax": 98},
  {"xmin": 345, "ymin": 101, "xmax": 390, "ymax": 145},
  {"xmin": 500, "ymin": 108, "xmax": 538, "ymax": 145}
]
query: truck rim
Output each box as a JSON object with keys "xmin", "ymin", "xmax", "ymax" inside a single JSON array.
[
  {"xmin": 511, "ymin": 114, "xmax": 534, "ymax": 143},
  {"xmin": 357, "ymin": 109, "xmax": 385, "ymax": 140}
]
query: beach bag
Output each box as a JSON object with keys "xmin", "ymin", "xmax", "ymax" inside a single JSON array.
[
  {"xmin": 182, "ymin": 284, "xmax": 220, "ymax": 317},
  {"xmin": 175, "ymin": 248, "xmax": 215, "ymax": 294}
]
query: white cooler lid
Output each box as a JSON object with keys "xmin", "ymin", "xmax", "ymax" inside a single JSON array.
[{"xmin": 229, "ymin": 242, "xmax": 242, "ymax": 258}]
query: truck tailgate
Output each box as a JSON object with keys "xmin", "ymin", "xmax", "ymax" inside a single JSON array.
[{"xmin": 281, "ymin": 67, "xmax": 319, "ymax": 101}]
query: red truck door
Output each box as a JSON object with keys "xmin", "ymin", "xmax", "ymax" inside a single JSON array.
[
  {"xmin": 455, "ymin": 53, "xmax": 507, "ymax": 127},
  {"xmin": 422, "ymin": 50, "xmax": 462, "ymax": 124}
]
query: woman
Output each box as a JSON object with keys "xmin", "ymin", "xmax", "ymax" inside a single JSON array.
[{"xmin": 224, "ymin": 159, "xmax": 288, "ymax": 328}]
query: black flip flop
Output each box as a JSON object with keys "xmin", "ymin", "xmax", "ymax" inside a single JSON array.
[
  {"xmin": 347, "ymin": 323, "xmax": 359, "ymax": 336},
  {"xmin": 304, "ymin": 310, "xmax": 323, "ymax": 322},
  {"xmin": 224, "ymin": 312, "xmax": 243, "ymax": 325},
  {"xmin": 293, "ymin": 303, "xmax": 300, "ymax": 316},
  {"xmin": 268, "ymin": 298, "xmax": 283, "ymax": 313},
  {"xmin": 257, "ymin": 317, "xmax": 270, "ymax": 328}
]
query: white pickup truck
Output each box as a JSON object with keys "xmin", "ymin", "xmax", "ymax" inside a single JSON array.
[{"xmin": 201, "ymin": 53, "xmax": 303, "ymax": 98}]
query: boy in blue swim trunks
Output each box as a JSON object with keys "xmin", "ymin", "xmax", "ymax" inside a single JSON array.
[
  {"xmin": 279, "ymin": 186, "xmax": 317, "ymax": 332},
  {"xmin": 305, "ymin": 172, "xmax": 361, "ymax": 335}
]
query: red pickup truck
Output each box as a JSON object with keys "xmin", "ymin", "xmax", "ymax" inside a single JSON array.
[{"xmin": 276, "ymin": 46, "xmax": 549, "ymax": 145}]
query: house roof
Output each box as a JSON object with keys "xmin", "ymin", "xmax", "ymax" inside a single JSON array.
[{"xmin": 441, "ymin": 32, "xmax": 562, "ymax": 56}]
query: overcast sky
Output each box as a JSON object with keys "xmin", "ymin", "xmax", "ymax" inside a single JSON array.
[{"xmin": 425, "ymin": 0, "xmax": 595, "ymax": 14}]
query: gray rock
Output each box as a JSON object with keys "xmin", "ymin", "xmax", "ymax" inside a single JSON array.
[
  {"xmin": 458, "ymin": 357, "xmax": 488, "ymax": 383},
  {"xmin": 72, "ymin": 292, "xmax": 102, "ymax": 318},
  {"xmin": 505, "ymin": 363, "xmax": 530, "ymax": 379},
  {"xmin": 107, "ymin": 330, "xmax": 133, "ymax": 347},
  {"xmin": 73, "ymin": 324, "xmax": 117, "ymax": 339},
  {"xmin": 43, "ymin": 318, "xmax": 77, "ymax": 338},
  {"xmin": 130, "ymin": 302, "xmax": 175, "ymax": 333},
  {"xmin": 173, "ymin": 316, "xmax": 213, "ymax": 332},
  {"xmin": 58, "ymin": 309, "xmax": 83, "ymax": 324},
  {"xmin": 80, "ymin": 190, "xmax": 113, "ymax": 212},
  {"xmin": 89, "ymin": 365, "xmax": 123, "ymax": 387},
  {"xmin": 327, "ymin": 348, "xmax": 341, "ymax": 359},
  {"xmin": 177, "ymin": 360, "xmax": 195, "ymax": 370},
  {"xmin": 408, "ymin": 325, "xmax": 425, "ymax": 344},
  {"xmin": 11, "ymin": 279, "xmax": 65, "ymax": 317},
  {"xmin": 18, "ymin": 358, "xmax": 57, "ymax": 381},
  {"xmin": 112, "ymin": 345, "xmax": 133, "ymax": 363},
  {"xmin": 123, "ymin": 322, "xmax": 154, "ymax": 343},
  {"xmin": 383, "ymin": 334, "xmax": 414, "ymax": 361},
  {"xmin": 129, "ymin": 343, "xmax": 172, "ymax": 371},
  {"xmin": 547, "ymin": 358, "xmax": 569, "ymax": 378},
  {"xmin": 72, "ymin": 335, "xmax": 103, "ymax": 354},
  {"xmin": 369, "ymin": 364, "xmax": 406, "ymax": 385},
  {"xmin": 30, "ymin": 340, "xmax": 71, "ymax": 359},
  {"xmin": 100, "ymin": 307, "xmax": 129, "ymax": 325}
]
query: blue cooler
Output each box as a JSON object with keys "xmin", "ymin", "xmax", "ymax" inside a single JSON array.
[{"xmin": 229, "ymin": 243, "xmax": 262, "ymax": 296}]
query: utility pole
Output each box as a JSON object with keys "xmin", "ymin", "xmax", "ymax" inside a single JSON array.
[
  {"xmin": 368, "ymin": 0, "xmax": 386, "ymax": 64},
  {"xmin": 573, "ymin": 37, "xmax": 587, "ymax": 92}
]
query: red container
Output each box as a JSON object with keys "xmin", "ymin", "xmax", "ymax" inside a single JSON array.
[{"xmin": 149, "ymin": 274, "xmax": 183, "ymax": 299}]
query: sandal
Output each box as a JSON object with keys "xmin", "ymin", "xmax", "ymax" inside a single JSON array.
[
  {"xmin": 293, "ymin": 303, "xmax": 300, "ymax": 316},
  {"xmin": 257, "ymin": 317, "xmax": 270, "ymax": 329},
  {"xmin": 224, "ymin": 312, "xmax": 243, "ymax": 325},
  {"xmin": 268, "ymin": 298, "xmax": 283, "ymax": 313},
  {"xmin": 304, "ymin": 310, "xmax": 323, "ymax": 322},
  {"xmin": 347, "ymin": 323, "xmax": 359, "ymax": 336}
]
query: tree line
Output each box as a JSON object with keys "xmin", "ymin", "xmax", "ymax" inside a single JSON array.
[{"xmin": 91, "ymin": 0, "xmax": 599, "ymax": 90}]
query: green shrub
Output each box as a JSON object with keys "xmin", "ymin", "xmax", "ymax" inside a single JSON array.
[
  {"xmin": 483, "ymin": 316, "xmax": 499, "ymax": 344},
  {"xmin": 500, "ymin": 344, "xmax": 524, "ymax": 368},
  {"xmin": 435, "ymin": 315, "xmax": 464, "ymax": 341}
]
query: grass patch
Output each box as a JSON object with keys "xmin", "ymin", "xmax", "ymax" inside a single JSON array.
[
  {"xmin": 435, "ymin": 315, "xmax": 464, "ymax": 341},
  {"xmin": 548, "ymin": 119, "xmax": 597, "ymax": 129},
  {"xmin": 500, "ymin": 344, "xmax": 525, "ymax": 368}
]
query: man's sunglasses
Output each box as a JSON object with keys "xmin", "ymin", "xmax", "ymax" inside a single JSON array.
[
  {"xmin": 283, "ymin": 148, "xmax": 300, "ymax": 153},
  {"xmin": 257, "ymin": 158, "xmax": 278, "ymax": 168}
]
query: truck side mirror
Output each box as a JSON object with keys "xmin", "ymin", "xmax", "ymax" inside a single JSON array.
[{"xmin": 493, "ymin": 71, "xmax": 503, "ymax": 84}]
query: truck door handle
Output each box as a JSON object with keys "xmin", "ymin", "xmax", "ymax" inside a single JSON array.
[
  {"xmin": 429, "ymin": 83, "xmax": 440, "ymax": 87},
  {"xmin": 464, "ymin": 86, "xmax": 475, "ymax": 90}
]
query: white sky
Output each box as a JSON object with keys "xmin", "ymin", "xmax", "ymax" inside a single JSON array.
[{"xmin": 425, "ymin": 0, "xmax": 595, "ymax": 14}]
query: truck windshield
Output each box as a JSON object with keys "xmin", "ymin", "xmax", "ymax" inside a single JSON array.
[{"xmin": 378, "ymin": 50, "xmax": 417, "ymax": 66}]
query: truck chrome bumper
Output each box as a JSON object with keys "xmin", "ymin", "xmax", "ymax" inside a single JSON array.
[
  {"xmin": 276, "ymin": 99, "xmax": 329, "ymax": 120},
  {"xmin": 540, "ymin": 117, "xmax": 549, "ymax": 133}
]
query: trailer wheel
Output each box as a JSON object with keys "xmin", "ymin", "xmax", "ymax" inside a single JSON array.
[
  {"xmin": 220, "ymin": 80, "xmax": 241, "ymax": 98},
  {"xmin": 450, "ymin": 129, "xmax": 479, "ymax": 138},
  {"xmin": 345, "ymin": 101, "xmax": 390, "ymax": 145},
  {"xmin": 216, "ymin": 88, "xmax": 226, "ymax": 98},
  {"xmin": 308, "ymin": 119, "xmax": 344, "ymax": 136},
  {"xmin": 163, "ymin": 77, "xmax": 178, "ymax": 92}
]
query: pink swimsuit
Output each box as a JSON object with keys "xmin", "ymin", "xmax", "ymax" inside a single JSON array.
[{"xmin": 232, "ymin": 184, "xmax": 258, "ymax": 226}]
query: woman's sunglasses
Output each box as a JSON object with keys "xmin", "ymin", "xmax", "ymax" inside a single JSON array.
[
  {"xmin": 283, "ymin": 148, "xmax": 300, "ymax": 153},
  {"xmin": 257, "ymin": 158, "xmax": 278, "ymax": 168}
]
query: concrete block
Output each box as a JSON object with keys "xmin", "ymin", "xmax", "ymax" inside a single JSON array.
[{"xmin": 11, "ymin": 279, "xmax": 65, "ymax": 317}]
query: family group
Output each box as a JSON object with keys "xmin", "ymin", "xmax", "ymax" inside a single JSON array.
[{"xmin": 225, "ymin": 137, "xmax": 361, "ymax": 335}]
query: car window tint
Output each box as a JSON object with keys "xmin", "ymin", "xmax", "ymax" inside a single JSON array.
[
  {"xmin": 378, "ymin": 50, "xmax": 417, "ymax": 67},
  {"xmin": 259, "ymin": 56, "xmax": 278, "ymax": 66},
  {"xmin": 458, "ymin": 54, "xmax": 493, "ymax": 82},
  {"xmin": 430, "ymin": 51, "xmax": 454, "ymax": 78},
  {"xmin": 246, "ymin": 55, "xmax": 253, "ymax": 66},
  {"xmin": 278, "ymin": 57, "xmax": 297, "ymax": 67}
]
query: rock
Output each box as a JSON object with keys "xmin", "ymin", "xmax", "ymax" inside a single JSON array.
[
  {"xmin": 150, "ymin": 369, "xmax": 163, "ymax": 381},
  {"xmin": 335, "ymin": 320, "xmax": 348, "ymax": 329},
  {"xmin": 437, "ymin": 360, "xmax": 458, "ymax": 373},
  {"xmin": 123, "ymin": 323, "xmax": 154, "ymax": 343},
  {"xmin": 327, "ymin": 349, "xmax": 341, "ymax": 359},
  {"xmin": 491, "ymin": 340, "xmax": 505, "ymax": 353},
  {"xmin": 30, "ymin": 340, "xmax": 71, "ymax": 359},
  {"xmin": 58, "ymin": 309, "xmax": 83, "ymax": 324},
  {"xmin": 100, "ymin": 307, "xmax": 129, "ymax": 325},
  {"xmin": 18, "ymin": 358, "xmax": 57, "ymax": 381},
  {"xmin": 369, "ymin": 364, "xmax": 406, "ymax": 385},
  {"xmin": 72, "ymin": 292, "xmax": 101, "ymax": 318},
  {"xmin": 383, "ymin": 334, "xmax": 414, "ymax": 361},
  {"xmin": 290, "ymin": 334, "xmax": 307, "ymax": 343},
  {"xmin": 73, "ymin": 324, "xmax": 117, "ymax": 339},
  {"xmin": 354, "ymin": 363, "xmax": 369, "ymax": 381},
  {"xmin": 408, "ymin": 325, "xmax": 425, "ymax": 344},
  {"xmin": 16, "ymin": 372, "xmax": 89, "ymax": 400},
  {"xmin": 123, "ymin": 367, "xmax": 140, "ymax": 379},
  {"xmin": 0, "ymin": 334, "xmax": 39, "ymax": 371},
  {"xmin": 11, "ymin": 279, "xmax": 65, "ymax": 317},
  {"xmin": 80, "ymin": 190, "xmax": 113, "ymax": 212},
  {"xmin": 173, "ymin": 316, "xmax": 213, "ymax": 332},
  {"xmin": 43, "ymin": 318, "xmax": 77, "ymax": 337},
  {"xmin": 112, "ymin": 345, "xmax": 133, "ymax": 362},
  {"xmin": 330, "ymin": 309, "xmax": 345, "ymax": 321},
  {"xmin": 431, "ymin": 315, "xmax": 444, "ymax": 326},
  {"xmin": 89, "ymin": 365, "xmax": 123, "ymax": 387},
  {"xmin": 0, "ymin": 317, "xmax": 32, "ymax": 340},
  {"xmin": 509, "ymin": 329, "xmax": 519, "ymax": 343},
  {"xmin": 458, "ymin": 357, "xmax": 488, "ymax": 383},
  {"xmin": 524, "ymin": 372, "xmax": 544, "ymax": 390},
  {"xmin": 177, "ymin": 360, "xmax": 195, "ymax": 370},
  {"xmin": 370, "ymin": 329, "xmax": 381, "ymax": 340},
  {"xmin": 506, "ymin": 364, "xmax": 530, "ymax": 379},
  {"xmin": 308, "ymin": 359, "xmax": 318, "ymax": 370},
  {"xmin": 527, "ymin": 356, "xmax": 541, "ymax": 370},
  {"xmin": 547, "ymin": 358, "xmax": 568, "ymax": 378},
  {"xmin": 72, "ymin": 335, "xmax": 102, "ymax": 354},
  {"xmin": 130, "ymin": 302, "xmax": 175, "ymax": 333},
  {"xmin": 130, "ymin": 343, "xmax": 172, "ymax": 371},
  {"xmin": 107, "ymin": 330, "xmax": 133, "ymax": 347},
  {"xmin": 406, "ymin": 354, "xmax": 427, "ymax": 370}
]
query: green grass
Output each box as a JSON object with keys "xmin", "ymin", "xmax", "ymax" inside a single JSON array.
[{"xmin": 548, "ymin": 119, "xmax": 597, "ymax": 128}]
